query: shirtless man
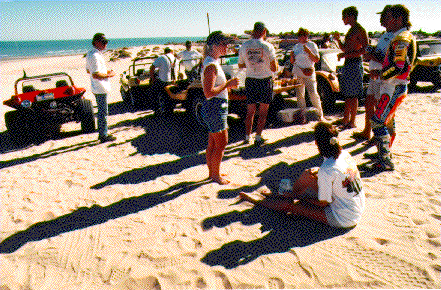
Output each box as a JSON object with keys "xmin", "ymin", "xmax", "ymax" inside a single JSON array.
[{"xmin": 333, "ymin": 6, "xmax": 368, "ymax": 129}]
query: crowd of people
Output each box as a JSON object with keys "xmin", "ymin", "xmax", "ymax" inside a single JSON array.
[{"xmin": 86, "ymin": 3, "xmax": 416, "ymax": 228}]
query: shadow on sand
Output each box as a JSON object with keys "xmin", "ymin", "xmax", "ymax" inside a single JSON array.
[
  {"xmin": 201, "ymin": 205, "xmax": 351, "ymax": 269},
  {"xmin": 0, "ymin": 179, "xmax": 209, "ymax": 254}
]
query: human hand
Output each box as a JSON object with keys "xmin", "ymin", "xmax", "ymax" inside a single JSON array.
[
  {"xmin": 107, "ymin": 70, "xmax": 115, "ymax": 78},
  {"xmin": 337, "ymin": 52, "xmax": 345, "ymax": 61},
  {"xmin": 227, "ymin": 77, "xmax": 239, "ymax": 89}
]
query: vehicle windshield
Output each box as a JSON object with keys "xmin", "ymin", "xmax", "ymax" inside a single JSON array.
[
  {"xmin": 19, "ymin": 75, "xmax": 71, "ymax": 94},
  {"xmin": 419, "ymin": 42, "xmax": 441, "ymax": 56},
  {"xmin": 321, "ymin": 51, "xmax": 344, "ymax": 72}
]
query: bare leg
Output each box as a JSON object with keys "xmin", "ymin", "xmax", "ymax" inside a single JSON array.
[
  {"xmin": 239, "ymin": 192, "xmax": 328, "ymax": 225},
  {"xmin": 255, "ymin": 103, "xmax": 270, "ymax": 137},
  {"xmin": 245, "ymin": 104, "xmax": 256, "ymax": 137},
  {"xmin": 208, "ymin": 130, "xmax": 229, "ymax": 185},
  {"xmin": 353, "ymin": 94, "xmax": 377, "ymax": 139},
  {"xmin": 348, "ymin": 97, "xmax": 358, "ymax": 127}
]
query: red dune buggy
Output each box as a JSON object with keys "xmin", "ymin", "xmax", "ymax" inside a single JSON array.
[{"xmin": 3, "ymin": 72, "xmax": 95, "ymax": 143}]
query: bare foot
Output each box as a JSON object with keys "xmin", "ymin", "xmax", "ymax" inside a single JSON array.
[
  {"xmin": 239, "ymin": 192, "xmax": 259, "ymax": 204},
  {"xmin": 211, "ymin": 176, "xmax": 230, "ymax": 185}
]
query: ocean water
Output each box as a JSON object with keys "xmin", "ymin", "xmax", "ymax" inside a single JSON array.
[{"xmin": 0, "ymin": 36, "xmax": 205, "ymax": 60}]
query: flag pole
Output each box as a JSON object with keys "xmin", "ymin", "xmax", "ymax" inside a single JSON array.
[{"xmin": 207, "ymin": 13, "xmax": 211, "ymax": 34}]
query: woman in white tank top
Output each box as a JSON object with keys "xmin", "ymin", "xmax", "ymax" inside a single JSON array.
[{"xmin": 201, "ymin": 31, "xmax": 238, "ymax": 185}]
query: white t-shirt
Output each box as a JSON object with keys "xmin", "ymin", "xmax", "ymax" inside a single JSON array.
[
  {"xmin": 153, "ymin": 53, "xmax": 176, "ymax": 82},
  {"xmin": 177, "ymin": 49, "xmax": 202, "ymax": 71},
  {"xmin": 238, "ymin": 38, "xmax": 276, "ymax": 79},
  {"xmin": 292, "ymin": 40, "xmax": 319, "ymax": 69},
  {"xmin": 201, "ymin": 56, "xmax": 228, "ymax": 100},
  {"xmin": 86, "ymin": 48, "xmax": 111, "ymax": 94},
  {"xmin": 318, "ymin": 150, "xmax": 365, "ymax": 228},
  {"xmin": 369, "ymin": 31, "xmax": 394, "ymax": 71}
]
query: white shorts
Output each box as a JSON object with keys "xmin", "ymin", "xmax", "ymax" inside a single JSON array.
[{"xmin": 367, "ymin": 78, "xmax": 382, "ymax": 100}]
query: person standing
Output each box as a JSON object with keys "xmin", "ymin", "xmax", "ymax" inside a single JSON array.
[
  {"xmin": 366, "ymin": 4, "xmax": 416, "ymax": 171},
  {"xmin": 85, "ymin": 33, "xmax": 116, "ymax": 143},
  {"xmin": 177, "ymin": 40, "xmax": 203, "ymax": 81},
  {"xmin": 290, "ymin": 27, "xmax": 324, "ymax": 123},
  {"xmin": 149, "ymin": 47, "xmax": 176, "ymax": 116},
  {"xmin": 333, "ymin": 6, "xmax": 368, "ymax": 130},
  {"xmin": 353, "ymin": 5, "xmax": 394, "ymax": 141},
  {"xmin": 201, "ymin": 31, "xmax": 239, "ymax": 184},
  {"xmin": 238, "ymin": 22, "xmax": 278, "ymax": 146}
]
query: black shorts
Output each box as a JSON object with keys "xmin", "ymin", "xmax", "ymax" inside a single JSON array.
[{"xmin": 245, "ymin": 77, "xmax": 274, "ymax": 105}]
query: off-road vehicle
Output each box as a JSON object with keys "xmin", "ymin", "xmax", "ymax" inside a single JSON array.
[
  {"xmin": 409, "ymin": 39, "xmax": 441, "ymax": 90},
  {"xmin": 3, "ymin": 72, "xmax": 95, "ymax": 143}
]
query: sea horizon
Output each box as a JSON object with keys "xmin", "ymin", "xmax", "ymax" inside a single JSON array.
[{"xmin": 0, "ymin": 36, "xmax": 205, "ymax": 61}]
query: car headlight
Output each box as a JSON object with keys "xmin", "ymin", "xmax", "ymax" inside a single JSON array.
[{"xmin": 21, "ymin": 100, "xmax": 32, "ymax": 108}]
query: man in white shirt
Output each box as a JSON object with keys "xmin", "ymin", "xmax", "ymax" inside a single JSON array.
[
  {"xmin": 149, "ymin": 47, "xmax": 176, "ymax": 116},
  {"xmin": 85, "ymin": 33, "xmax": 116, "ymax": 143},
  {"xmin": 177, "ymin": 40, "xmax": 202, "ymax": 81},
  {"xmin": 238, "ymin": 22, "xmax": 278, "ymax": 146}
]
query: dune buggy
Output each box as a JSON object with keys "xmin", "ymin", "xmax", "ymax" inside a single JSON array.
[
  {"xmin": 3, "ymin": 72, "xmax": 95, "ymax": 143},
  {"xmin": 119, "ymin": 56, "xmax": 158, "ymax": 109}
]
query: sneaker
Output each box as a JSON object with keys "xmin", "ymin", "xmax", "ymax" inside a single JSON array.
[
  {"xmin": 364, "ymin": 159, "xmax": 394, "ymax": 172},
  {"xmin": 99, "ymin": 134, "xmax": 116, "ymax": 143},
  {"xmin": 254, "ymin": 136, "xmax": 265, "ymax": 146}
]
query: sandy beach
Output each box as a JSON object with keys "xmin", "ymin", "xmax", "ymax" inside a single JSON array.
[{"xmin": 0, "ymin": 44, "xmax": 440, "ymax": 289}]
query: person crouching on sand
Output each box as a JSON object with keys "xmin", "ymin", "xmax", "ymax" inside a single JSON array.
[
  {"xmin": 240, "ymin": 122, "xmax": 365, "ymax": 228},
  {"xmin": 200, "ymin": 31, "xmax": 239, "ymax": 184}
]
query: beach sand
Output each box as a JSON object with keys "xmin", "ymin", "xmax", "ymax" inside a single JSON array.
[{"xmin": 0, "ymin": 44, "xmax": 440, "ymax": 289}]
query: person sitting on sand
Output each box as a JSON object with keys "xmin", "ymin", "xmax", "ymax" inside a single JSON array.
[
  {"xmin": 200, "ymin": 31, "xmax": 239, "ymax": 184},
  {"xmin": 240, "ymin": 122, "xmax": 365, "ymax": 228}
]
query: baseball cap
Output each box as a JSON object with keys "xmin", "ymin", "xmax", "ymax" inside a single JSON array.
[
  {"xmin": 376, "ymin": 5, "xmax": 392, "ymax": 15},
  {"xmin": 206, "ymin": 31, "xmax": 235, "ymax": 46},
  {"xmin": 254, "ymin": 22, "xmax": 267, "ymax": 32},
  {"xmin": 92, "ymin": 33, "xmax": 108, "ymax": 45}
]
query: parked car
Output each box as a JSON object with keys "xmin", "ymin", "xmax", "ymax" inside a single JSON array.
[
  {"xmin": 3, "ymin": 72, "xmax": 95, "ymax": 143},
  {"xmin": 409, "ymin": 39, "xmax": 441, "ymax": 89},
  {"xmin": 279, "ymin": 48, "xmax": 370, "ymax": 113}
]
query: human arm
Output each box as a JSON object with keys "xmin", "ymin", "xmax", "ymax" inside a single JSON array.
[
  {"xmin": 381, "ymin": 32, "xmax": 415, "ymax": 80},
  {"xmin": 149, "ymin": 64, "xmax": 157, "ymax": 81},
  {"xmin": 202, "ymin": 64, "xmax": 239, "ymax": 99},
  {"xmin": 92, "ymin": 70, "xmax": 115, "ymax": 80},
  {"xmin": 303, "ymin": 43, "xmax": 320, "ymax": 63},
  {"xmin": 337, "ymin": 27, "xmax": 368, "ymax": 60}
]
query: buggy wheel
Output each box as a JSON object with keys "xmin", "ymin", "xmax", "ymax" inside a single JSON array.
[
  {"xmin": 187, "ymin": 88, "xmax": 205, "ymax": 122},
  {"xmin": 5, "ymin": 110, "xmax": 32, "ymax": 144},
  {"xmin": 78, "ymin": 99, "xmax": 96, "ymax": 133},
  {"xmin": 317, "ymin": 77, "xmax": 335, "ymax": 114}
]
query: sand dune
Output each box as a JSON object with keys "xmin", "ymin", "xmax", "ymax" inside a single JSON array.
[{"xmin": 0, "ymin": 45, "xmax": 440, "ymax": 289}]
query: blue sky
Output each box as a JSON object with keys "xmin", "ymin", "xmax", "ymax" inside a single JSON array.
[{"xmin": 1, "ymin": 0, "xmax": 440, "ymax": 41}]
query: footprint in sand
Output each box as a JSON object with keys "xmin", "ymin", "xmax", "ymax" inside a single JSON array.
[
  {"xmin": 412, "ymin": 218, "xmax": 427, "ymax": 225},
  {"xmin": 374, "ymin": 238, "xmax": 390, "ymax": 245},
  {"xmin": 213, "ymin": 271, "xmax": 232, "ymax": 289},
  {"xmin": 195, "ymin": 277, "xmax": 207, "ymax": 289},
  {"xmin": 122, "ymin": 276, "xmax": 161, "ymax": 290},
  {"xmin": 267, "ymin": 277, "xmax": 285, "ymax": 289},
  {"xmin": 430, "ymin": 214, "xmax": 441, "ymax": 221}
]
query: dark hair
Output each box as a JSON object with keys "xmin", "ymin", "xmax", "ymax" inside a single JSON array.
[
  {"xmin": 164, "ymin": 47, "xmax": 172, "ymax": 54},
  {"xmin": 342, "ymin": 6, "xmax": 358, "ymax": 19},
  {"xmin": 297, "ymin": 27, "xmax": 310, "ymax": 37},
  {"xmin": 92, "ymin": 33, "xmax": 108, "ymax": 45},
  {"xmin": 389, "ymin": 4, "xmax": 411, "ymax": 29},
  {"xmin": 314, "ymin": 122, "xmax": 342, "ymax": 159}
]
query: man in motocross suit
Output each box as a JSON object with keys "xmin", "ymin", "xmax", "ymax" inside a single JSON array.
[{"xmin": 368, "ymin": 4, "xmax": 416, "ymax": 171}]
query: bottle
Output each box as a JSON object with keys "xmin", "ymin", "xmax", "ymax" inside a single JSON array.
[{"xmin": 278, "ymin": 179, "xmax": 292, "ymax": 195}]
